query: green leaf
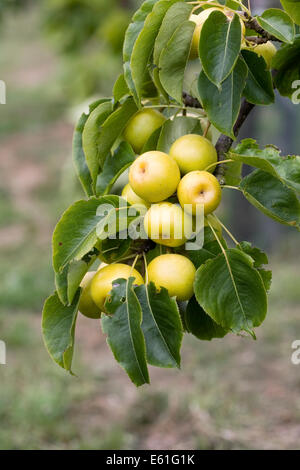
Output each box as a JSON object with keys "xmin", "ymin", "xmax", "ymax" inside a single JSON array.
[
  {"xmin": 237, "ymin": 241, "xmax": 268, "ymax": 268},
  {"xmin": 241, "ymin": 50, "xmax": 275, "ymax": 105},
  {"xmin": 157, "ymin": 116, "xmax": 202, "ymax": 153},
  {"xmin": 152, "ymin": 67, "xmax": 170, "ymax": 102},
  {"xmin": 199, "ymin": 11, "xmax": 242, "ymax": 88},
  {"xmin": 96, "ymin": 142, "xmax": 135, "ymax": 196},
  {"xmin": 159, "ymin": 20, "xmax": 195, "ymax": 103},
  {"xmin": 55, "ymin": 264, "xmax": 68, "ymax": 305},
  {"xmin": 183, "ymin": 228, "xmax": 227, "ymax": 269},
  {"xmin": 258, "ymin": 269, "xmax": 272, "ymax": 293},
  {"xmin": 235, "ymin": 242, "xmax": 272, "ymax": 292},
  {"xmin": 257, "ymin": 8, "xmax": 295, "ymax": 43},
  {"xmin": 123, "ymin": 0, "xmax": 159, "ymax": 100},
  {"xmin": 68, "ymin": 258, "xmax": 98, "ymax": 305},
  {"xmin": 98, "ymin": 238, "xmax": 131, "ymax": 264},
  {"xmin": 153, "ymin": 1, "xmax": 193, "ymax": 65},
  {"xmin": 42, "ymin": 290, "xmax": 80, "ymax": 373},
  {"xmin": 96, "ymin": 98, "xmax": 138, "ymax": 171},
  {"xmin": 194, "ymin": 249, "xmax": 268, "ymax": 335},
  {"xmin": 72, "ymin": 112, "xmax": 93, "ymax": 197},
  {"xmin": 113, "ymin": 74, "xmax": 130, "ymax": 102},
  {"xmin": 82, "ymin": 100, "xmax": 113, "ymax": 186},
  {"xmin": 141, "ymin": 125, "xmax": 163, "ymax": 153},
  {"xmin": 135, "ymin": 283, "xmax": 183, "ymax": 368},
  {"xmin": 55, "ymin": 254, "xmax": 98, "ymax": 306},
  {"xmin": 230, "ymin": 139, "xmax": 300, "ymax": 194},
  {"xmin": 198, "ymin": 58, "xmax": 248, "ymax": 138},
  {"xmin": 240, "ymin": 169, "xmax": 300, "ymax": 229},
  {"xmin": 224, "ymin": 0, "xmax": 241, "ymax": 9},
  {"xmin": 102, "ymin": 278, "xmax": 150, "ymax": 387},
  {"xmin": 131, "ymin": 0, "xmax": 179, "ymax": 102},
  {"xmin": 52, "ymin": 196, "xmax": 123, "ymax": 273},
  {"xmin": 280, "ymin": 0, "xmax": 300, "ymax": 26},
  {"xmin": 224, "ymin": 161, "xmax": 242, "ymax": 186},
  {"xmin": 185, "ymin": 241, "xmax": 223, "ymax": 269},
  {"xmin": 186, "ymin": 296, "xmax": 228, "ymax": 341},
  {"xmin": 96, "ymin": 198, "xmax": 140, "ymax": 240},
  {"xmin": 272, "ymin": 36, "xmax": 300, "ymax": 98}
]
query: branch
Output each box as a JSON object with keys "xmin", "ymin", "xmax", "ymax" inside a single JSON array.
[
  {"xmin": 182, "ymin": 91, "xmax": 202, "ymax": 109},
  {"xmin": 182, "ymin": 93, "xmax": 255, "ymax": 182},
  {"xmin": 214, "ymin": 99, "xmax": 255, "ymax": 181},
  {"xmin": 245, "ymin": 36, "xmax": 270, "ymax": 45},
  {"xmin": 243, "ymin": 13, "xmax": 282, "ymax": 43},
  {"xmin": 181, "ymin": 12, "xmax": 279, "ymax": 183}
]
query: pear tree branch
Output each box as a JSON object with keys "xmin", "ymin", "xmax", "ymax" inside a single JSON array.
[
  {"xmin": 214, "ymin": 100, "xmax": 255, "ymax": 181},
  {"xmin": 182, "ymin": 91, "xmax": 202, "ymax": 109},
  {"xmin": 182, "ymin": 92, "xmax": 255, "ymax": 181},
  {"xmin": 181, "ymin": 9, "xmax": 284, "ymax": 181},
  {"xmin": 245, "ymin": 36, "xmax": 271, "ymax": 45},
  {"xmin": 243, "ymin": 12, "xmax": 282, "ymax": 43}
]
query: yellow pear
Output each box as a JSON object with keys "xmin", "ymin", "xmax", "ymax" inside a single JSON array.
[
  {"xmin": 121, "ymin": 183, "xmax": 150, "ymax": 208},
  {"xmin": 79, "ymin": 271, "xmax": 101, "ymax": 319},
  {"xmin": 91, "ymin": 263, "xmax": 144, "ymax": 311},
  {"xmin": 169, "ymin": 134, "xmax": 217, "ymax": 174},
  {"xmin": 148, "ymin": 254, "xmax": 196, "ymax": 301},
  {"xmin": 144, "ymin": 202, "xmax": 194, "ymax": 248},
  {"xmin": 252, "ymin": 41, "xmax": 277, "ymax": 69},
  {"xmin": 129, "ymin": 151, "xmax": 180, "ymax": 203},
  {"xmin": 177, "ymin": 170, "xmax": 222, "ymax": 215},
  {"xmin": 124, "ymin": 109, "xmax": 166, "ymax": 154}
]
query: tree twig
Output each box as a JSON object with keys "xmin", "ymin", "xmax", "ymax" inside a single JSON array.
[
  {"xmin": 182, "ymin": 91, "xmax": 255, "ymax": 181},
  {"xmin": 246, "ymin": 36, "xmax": 270, "ymax": 45},
  {"xmin": 243, "ymin": 13, "xmax": 282, "ymax": 43},
  {"xmin": 180, "ymin": 13, "xmax": 279, "ymax": 183},
  {"xmin": 214, "ymin": 100, "xmax": 255, "ymax": 182},
  {"xmin": 182, "ymin": 91, "xmax": 202, "ymax": 109}
]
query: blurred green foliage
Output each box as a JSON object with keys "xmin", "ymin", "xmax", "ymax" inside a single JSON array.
[{"xmin": 42, "ymin": 0, "xmax": 139, "ymax": 102}]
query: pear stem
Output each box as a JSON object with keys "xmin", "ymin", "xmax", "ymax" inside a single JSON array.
[
  {"xmin": 143, "ymin": 252, "xmax": 149, "ymax": 284},
  {"xmin": 221, "ymin": 185, "xmax": 242, "ymax": 192},
  {"xmin": 212, "ymin": 214, "xmax": 239, "ymax": 246},
  {"xmin": 143, "ymin": 104, "xmax": 204, "ymax": 115},
  {"xmin": 203, "ymin": 120, "xmax": 211, "ymax": 138},
  {"xmin": 204, "ymin": 159, "xmax": 234, "ymax": 172},
  {"xmin": 206, "ymin": 219, "xmax": 227, "ymax": 257},
  {"xmin": 112, "ymin": 254, "xmax": 140, "ymax": 264},
  {"xmin": 130, "ymin": 254, "xmax": 140, "ymax": 275}
]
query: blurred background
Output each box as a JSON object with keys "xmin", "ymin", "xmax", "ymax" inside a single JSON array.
[{"xmin": 0, "ymin": 0, "xmax": 299, "ymax": 450}]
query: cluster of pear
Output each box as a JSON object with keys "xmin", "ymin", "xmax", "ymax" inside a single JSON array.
[
  {"xmin": 78, "ymin": 4, "xmax": 278, "ymax": 321},
  {"xmin": 189, "ymin": 7, "xmax": 277, "ymax": 68},
  {"xmin": 79, "ymin": 108, "xmax": 224, "ymax": 320}
]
